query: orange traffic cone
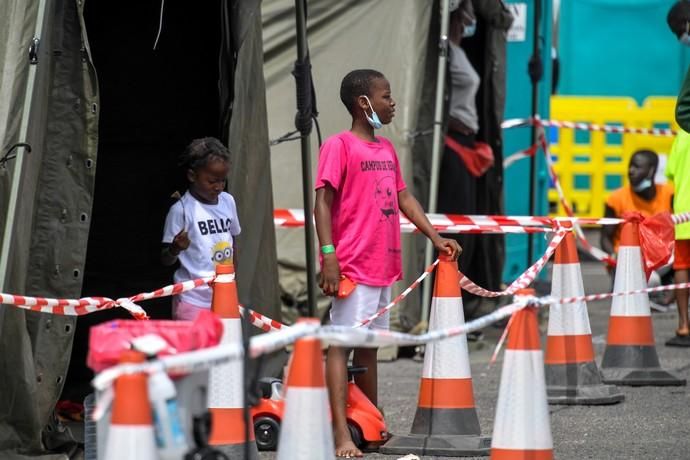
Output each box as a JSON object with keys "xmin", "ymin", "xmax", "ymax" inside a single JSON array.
[
  {"xmin": 207, "ymin": 264, "xmax": 259, "ymax": 458},
  {"xmin": 545, "ymin": 231, "xmax": 624, "ymax": 404},
  {"xmin": 381, "ymin": 254, "xmax": 490, "ymax": 456},
  {"xmin": 276, "ymin": 318, "xmax": 334, "ymax": 459},
  {"xmin": 600, "ymin": 221, "xmax": 685, "ymax": 386},
  {"xmin": 491, "ymin": 306, "xmax": 553, "ymax": 460},
  {"xmin": 104, "ymin": 350, "xmax": 158, "ymax": 460}
]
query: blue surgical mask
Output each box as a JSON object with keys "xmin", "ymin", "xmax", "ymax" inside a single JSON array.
[
  {"xmin": 463, "ymin": 19, "xmax": 477, "ymax": 38},
  {"xmin": 362, "ymin": 95, "xmax": 382, "ymax": 129},
  {"xmin": 681, "ymin": 32, "xmax": 690, "ymax": 46},
  {"xmin": 633, "ymin": 178, "xmax": 653, "ymax": 192}
]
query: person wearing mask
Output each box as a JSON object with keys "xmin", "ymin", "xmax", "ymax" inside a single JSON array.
[
  {"xmin": 437, "ymin": 0, "xmax": 494, "ymax": 321},
  {"xmin": 600, "ymin": 150, "xmax": 675, "ymax": 310}
]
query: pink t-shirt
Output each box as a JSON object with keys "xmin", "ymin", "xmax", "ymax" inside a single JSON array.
[{"xmin": 315, "ymin": 130, "xmax": 407, "ymax": 286}]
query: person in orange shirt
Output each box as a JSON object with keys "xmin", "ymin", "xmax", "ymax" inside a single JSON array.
[{"xmin": 601, "ymin": 150, "xmax": 675, "ymax": 307}]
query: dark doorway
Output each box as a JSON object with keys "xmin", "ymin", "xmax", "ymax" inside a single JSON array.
[{"xmin": 62, "ymin": 0, "xmax": 224, "ymax": 401}]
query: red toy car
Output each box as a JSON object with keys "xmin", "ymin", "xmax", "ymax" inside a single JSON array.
[{"xmin": 251, "ymin": 367, "xmax": 389, "ymax": 451}]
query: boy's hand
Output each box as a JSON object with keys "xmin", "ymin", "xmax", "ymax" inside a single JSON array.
[
  {"xmin": 433, "ymin": 237, "xmax": 462, "ymax": 261},
  {"xmin": 171, "ymin": 230, "xmax": 190, "ymax": 254},
  {"xmin": 319, "ymin": 254, "xmax": 341, "ymax": 296}
]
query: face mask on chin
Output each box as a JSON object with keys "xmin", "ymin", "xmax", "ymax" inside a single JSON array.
[
  {"xmin": 463, "ymin": 19, "xmax": 477, "ymax": 37},
  {"xmin": 361, "ymin": 95, "xmax": 383, "ymax": 129},
  {"xmin": 681, "ymin": 32, "xmax": 690, "ymax": 46},
  {"xmin": 633, "ymin": 178, "xmax": 653, "ymax": 192},
  {"xmin": 681, "ymin": 21, "xmax": 690, "ymax": 46}
]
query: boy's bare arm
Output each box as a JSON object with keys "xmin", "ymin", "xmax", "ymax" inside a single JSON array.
[
  {"xmin": 398, "ymin": 189, "xmax": 462, "ymax": 260},
  {"xmin": 315, "ymin": 186, "xmax": 340, "ymax": 296}
]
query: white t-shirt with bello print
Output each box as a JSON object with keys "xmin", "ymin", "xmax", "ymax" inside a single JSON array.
[{"xmin": 163, "ymin": 191, "xmax": 241, "ymax": 308}]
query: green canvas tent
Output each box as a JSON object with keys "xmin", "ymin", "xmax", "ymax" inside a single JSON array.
[
  {"xmin": 0, "ymin": 1, "xmax": 279, "ymax": 457},
  {"xmin": 0, "ymin": 0, "xmax": 510, "ymax": 457}
]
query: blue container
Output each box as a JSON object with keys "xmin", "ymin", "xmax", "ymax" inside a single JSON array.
[
  {"xmin": 503, "ymin": 0, "xmax": 553, "ymax": 282},
  {"xmin": 558, "ymin": 0, "xmax": 690, "ymax": 103}
]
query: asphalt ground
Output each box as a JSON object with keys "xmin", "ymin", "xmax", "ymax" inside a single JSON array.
[{"xmin": 261, "ymin": 260, "xmax": 690, "ymax": 460}]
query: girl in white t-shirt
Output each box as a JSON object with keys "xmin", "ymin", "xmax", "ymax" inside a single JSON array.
[{"xmin": 162, "ymin": 137, "xmax": 241, "ymax": 320}]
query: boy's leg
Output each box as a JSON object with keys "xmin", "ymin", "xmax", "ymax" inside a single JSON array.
[
  {"xmin": 326, "ymin": 285, "xmax": 387, "ymax": 456},
  {"xmin": 353, "ymin": 285, "xmax": 391, "ymax": 410},
  {"xmin": 326, "ymin": 346, "xmax": 361, "ymax": 457},
  {"xmin": 352, "ymin": 347, "xmax": 378, "ymax": 407},
  {"xmin": 675, "ymin": 269, "xmax": 689, "ymax": 335}
]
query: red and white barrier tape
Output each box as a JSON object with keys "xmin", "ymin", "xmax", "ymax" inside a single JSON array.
[
  {"xmin": 276, "ymin": 209, "xmax": 557, "ymax": 235},
  {"xmin": 239, "ymin": 260, "xmax": 440, "ymax": 331},
  {"xmin": 1, "ymin": 276, "xmax": 217, "ymax": 319},
  {"xmin": 459, "ymin": 227, "xmax": 568, "ymax": 297},
  {"xmin": 502, "ymin": 117, "xmax": 690, "ymax": 267},
  {"xmin": 535, "ymin": 280, "xmax": 690, "ymax": 307},
  {"xmin": 7, "ymin": 205, "xmax": 690, "ymax": 323},
  {"xmin": 674, "ymin": 212, "xmax": 690, "ymax": 225},
  {"xmin": 93, "ymin": 299, "xmax": 529, "ymax": 391},
  {"xmin": 124, "ymin": 277, "xmax": 217, "ymax": 306},
  {"xmin": 91, "ymin": 269, "xmax": 690, "ymax": 391},
  {"xmin": 532, "ymin": 126, "xmax": 619, "ymax": 268},
  {"xmin": 535, "ymin": 128, "xmax": 690, "ymax": 266},
  {"xmin": 502, "ymin": 142, "xmax": 540, "ymax": 169},
  {"xmin": 501, "ymin": 117, "xmax": 676, "ymax": 137},
  {"xmin": 0, "ymin": 293, "xmax": 108, "ymax": 309},
  {"xmin": 356, "ymin": 229, "xmax": 567, "ymax": 327},
  {"xmin": 354, "ymin": 259, "xmax": 439, "ymax": 328},
  {"xmin": 241, "ymin": 306, "xmax": 287, "ymax": 332},
  {"xmin": 275, "ymin": 207, "xmax": 670, "ymax": 235}
]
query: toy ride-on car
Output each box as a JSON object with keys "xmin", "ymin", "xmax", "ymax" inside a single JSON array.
[{"xmin": 251, "ymin": 366, "xmax": 389, "ymax": 451}]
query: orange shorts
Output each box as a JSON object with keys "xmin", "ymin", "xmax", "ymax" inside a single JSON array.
[{"xmin": 674, "ymin": 240, "xmax": 690, "ymax": 270}]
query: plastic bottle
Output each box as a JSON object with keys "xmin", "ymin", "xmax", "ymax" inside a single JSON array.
[
  {"xmin": 148, "ymin": 368, "xmax": 189, "ymax": 460},
  {"xmin": 83, "ymin": 393, "xmax": 97, "ymax": 460}
]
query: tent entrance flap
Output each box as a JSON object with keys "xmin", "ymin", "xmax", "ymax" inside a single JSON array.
[{"xmin": 63, "ymin": 0, "xmax": 226, "ymax": 401}]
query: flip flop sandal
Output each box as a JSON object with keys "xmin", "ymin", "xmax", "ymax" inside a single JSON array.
[{"xmin": 665, "ymin": 334, "xmax": 690, "ymax": 347}]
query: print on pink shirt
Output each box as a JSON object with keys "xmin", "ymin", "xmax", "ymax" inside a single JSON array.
[{"xmin": 375, "ymin": 176, "xmax": 398, "ymax": 221}]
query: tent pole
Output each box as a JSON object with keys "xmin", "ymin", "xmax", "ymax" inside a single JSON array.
[
  {"xmin": 294, "ymin": 0, "xmax": 318, "ymax": 317},
  {"xmin": 421, "ymin": 0, "xmax": 452, "ymax": 325},
  {"xmin": 0, "ymin": 0, "xmax": 49, "ymax": 294},
  {"xmin": 527, "ymin": 0, "xmax": 542, "ymax": 267}
]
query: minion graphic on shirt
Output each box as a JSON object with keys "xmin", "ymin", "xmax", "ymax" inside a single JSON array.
[
  {"xmin": 211, "ymin": 241, "xmax": 234, "ymax": 265},
  {"xmin": 374, "ymin": 176, "xmax": 397, "ymax": 222}
]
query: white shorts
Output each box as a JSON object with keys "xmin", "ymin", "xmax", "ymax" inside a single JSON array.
[{"xmin": 330, "ymin": 284, "xmax": 391, "ymax": 331}]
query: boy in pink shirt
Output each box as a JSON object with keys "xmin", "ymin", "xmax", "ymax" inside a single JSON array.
[{"xmin": 315, "ymin": 69, "xmax": 461, "ymax": 458}]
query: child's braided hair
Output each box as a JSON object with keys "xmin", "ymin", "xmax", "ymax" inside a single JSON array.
[{"xmin": 179, "ymin": 137, "xmax": 230, "ymax": 171}]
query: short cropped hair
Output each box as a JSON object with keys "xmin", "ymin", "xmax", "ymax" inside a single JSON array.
[
  {"xmin": 179, "ymin": 137, "xmax": 230, "ymax": 171},
  {"xmin": 632, "ymin": 149, "xmax": 659, "ymax": 173},
  {"xmin": 339, "ymin": 69, "xmax": 386, "ymax": 115},
  {"xmin": 668, "ymin": 1, "xmax": 690, "ymax": 36}
]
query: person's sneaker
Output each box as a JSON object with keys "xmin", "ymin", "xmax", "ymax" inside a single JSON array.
[
  {"xmin": 649, "ymin": 301, "xmax": 673, "ymax": 313},
  {"xmin": 649, "ymin": 290, "xmax": 676, "ymax": 312},
  {"xmin": 467, "ymin": 330, "xmax": 484, "ymax": 342},
  {"xmin": 650, "ymin": 290, "xmax": 675, "ymax": 306}
]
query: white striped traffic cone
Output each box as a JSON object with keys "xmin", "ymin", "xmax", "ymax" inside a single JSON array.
[
  {"xmin": 207, "ymin": 263, "xmax": 259, "ymax": 458},
  {"xmin": 545, "ymin": 230, "xmax": 624, "ymax": 404},
  {"xmin": 104, "ymin": 350, "xmax": 158, "ymax": 460},
  {"xmin": 381, "ymin": 254, "xmax": 490, "ymax": 456},
  {"xmin": 491, "ymin": 305, "xmax": 553, "ymax": 459},
  {"xmin": 600, "ymin": 221, "xmax": 685, "ymax": 386},
  {"xmin": 276, "ymin": 318, "xmax": 334, "ymax": 459}
]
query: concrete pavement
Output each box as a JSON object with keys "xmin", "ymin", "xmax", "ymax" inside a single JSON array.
[{"xmin": 261, "ymin": 260, "xmax": 690, "ymax": 459}]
